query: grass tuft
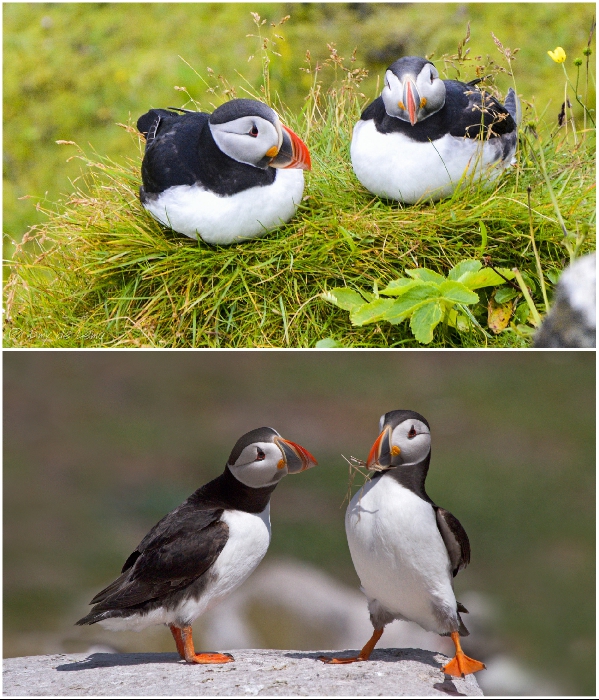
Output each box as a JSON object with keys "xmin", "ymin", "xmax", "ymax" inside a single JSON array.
[{"xmin": 4, "ymin": 21, "xmax": 595, "ymax": 348}]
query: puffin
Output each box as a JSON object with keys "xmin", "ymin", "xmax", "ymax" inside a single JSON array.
[
  {"xmin": 136, "ymin": 99, "xmax": 311, "ymax": 245},
  {"xmin": 319, "ymin": 410, "xmax": 485, "ymax": 678},
  {"xmin": 351, "ymin": 56, "xmax": 520, "ymax": 203},
  {"xmin": 76, "ymin": 427, "xmax": 317, "ymax": 664}
]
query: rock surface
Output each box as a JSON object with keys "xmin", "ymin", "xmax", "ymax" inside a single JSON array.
[{"xmin": 4, "ymin": 648, "xmax": 484, "ymax": 696}]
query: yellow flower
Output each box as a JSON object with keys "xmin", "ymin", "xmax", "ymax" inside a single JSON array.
[{"xmin": 547, "ymin": 47, "xmax": 567, "ymax": 63}]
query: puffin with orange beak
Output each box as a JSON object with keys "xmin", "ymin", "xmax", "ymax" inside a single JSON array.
[
  {"xmin": 77, "ymin": 427, "xmax": 317, "ymax": 664},
  {"xmin": 320, "ymin": 410, "xmax": 485, "ymax": 678},
  {"xmin": 137, "ymin": 99, "xmax": 311, "ymax": 245},
  {"xmin": 351, "ymin": 56, "xmax": 519, "ymax": 203}
]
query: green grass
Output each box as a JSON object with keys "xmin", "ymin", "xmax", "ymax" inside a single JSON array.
[{"xmin": 4, "ymin": 9, "xmax": 596, "ymax": 347}]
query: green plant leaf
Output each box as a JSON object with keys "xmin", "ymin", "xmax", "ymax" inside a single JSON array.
[
  {"xmin": 405, "ymin": 268, "xmax": 446, "ymax": 284},
  {"xmin": 479, "ymin": 220, "xmax": 488, "ymax": 253},
  {"xmin": 350, "ymin": 298, "xmax": 396, "ymax": 326},
  {"xmin": 315, "ymin": 338, "xmax": 344, "ymax": 348},
  {"xmin": 379, "ymin": 278, "xmax": 419, "ymax": 297},
  {"xmin": 445, "ymin": 308, "xmax": 471, "ymax": 332},
  {"xmin": 438, "ymin": 280, "xmax": 479, "ymax": 304},
  {"xmin": 320, "ymin": 288, "xmax": 366, "ymax": 311},
  {"xmin": 519, "ymin": 271, "xmax": 537, "ymax": 292},
  {"xmin": 410, "ymin": 300, "xmax": 444, "ymax": 344},
  {"xmin": 448, "ymin": 259, "xmax": 482, "ymax": 281},
  {"xmin": 459, "ymin": 267, "xmax": 515, "ymax": 290},
  {"xmin": 514, "ymin": 302, "xmax": 532, "ymax": 325},
  {"xmin": 546, "ymin": 269, "xmax": 561, "ymax": 285},
  {"xmin": 494, "ymin": 286, "xmax": 519, "ymax": 304},
  {"xmin": 383, "ymin": 284, "xmax": 440, "ymax": 323}
]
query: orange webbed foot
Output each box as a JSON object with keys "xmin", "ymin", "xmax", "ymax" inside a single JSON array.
[
  {"xmin": 318, "ymin": 655, "xmax": 363, "ymax": 664},
  {"xmin": 175, "ymin": 624, "xmax": 235, "ymax": 664},
  {"xmin": 443, "ymin": 632, "xmax": 486, "ymax": 677},
  {"xmin": 186, "ymin": 652, "xmax": 234, "ymax": 665},
  {"xmin": 443, "ymin": 651, "xmax": 486, "ymax": 677},
  {"xmin": 318, "ymin": 628, "xmax": 383, "ymax": 665}
]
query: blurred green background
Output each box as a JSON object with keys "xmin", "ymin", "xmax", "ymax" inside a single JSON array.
[
  {"xmin": 3, "ymin": 350, "xmax": 595, "ymax": 694},
  {"xmin": 4, "ymin": 2, "xmax": 595, "ymax": 249}
]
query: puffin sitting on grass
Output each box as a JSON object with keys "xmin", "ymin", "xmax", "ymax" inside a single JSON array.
[
  {"xmin": 351, "ymin": 56, "xmax": 519, "ymax": 203},
  {"xmin": 76, "ymin": 427, "xmax": 317, "ymax": 664},
  {"xmin": 137, "ymin": 99, "xmax": 311, "ymax": 245},
  {"xmin": 320, "ymin": 410, "xmax": 485, "ymax": 678}
]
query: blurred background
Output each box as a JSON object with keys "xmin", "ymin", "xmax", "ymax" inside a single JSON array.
[
  {"xmin": 3, "ymin": 350, "xmax": 595, "ymax": 695},
  {"xmin": 4, "ymin": 2, "xmax": 596, "ymax": 250}
]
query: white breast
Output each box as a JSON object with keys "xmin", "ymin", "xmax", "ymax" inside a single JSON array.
[
  {"xmin": 346, "ymin": 474, "xmax": 457, "ymax": 634},
  {"xmin": 143, "ymin": 169, "xmax": 304, "ymax": 245},
  {"xmin": 351, "ymin": 119, "xmax": 511, "ymax": 203},
  {"xmin": 173, "ymin": 505, "xmax": 272, "ymax": 624},
  {"xmin": 99, "ymin": 505, "xmax": 271, "ymax": 632}
]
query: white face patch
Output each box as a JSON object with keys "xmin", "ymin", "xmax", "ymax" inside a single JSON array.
[
  {"xmin": 210, "ymin": 115, "xmax": 281, "ymax": 168},
  {"xmin": 390, "ymin": 419, "xmax": 431, "ymax": 465},
  {"xmin": 381, "ymin": 64, "xmax": 445, "ymax": 123},
  {"xmin": 228, "ymin": 441, "xmax": 288, "ymax": 488}
]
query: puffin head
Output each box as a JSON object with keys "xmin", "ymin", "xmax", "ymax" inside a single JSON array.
[
  {"xmin": 366, "ymin": 410, "xmax": 431, "ymax": 470},
  {"xmin": 381, "ymin": 57, "xmax": 446, "ymax": 125},
  {"xmin": 227, "ymin": 426, "xmax": 317, "ymax": 488},
  {"xmin": 209, "ymin": 99, "xmax": 311, "ymax": 171}
]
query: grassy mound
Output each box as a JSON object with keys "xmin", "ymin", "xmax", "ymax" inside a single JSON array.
[{"xmin": 4, "ymin": 25, "xmax": 595, "ymax": 347}]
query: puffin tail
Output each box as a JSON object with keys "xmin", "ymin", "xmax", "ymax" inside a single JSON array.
[
  {"xmin": 75, "ymin": 610, "xmax": 106, "ymax": 626},
  {"xmin": 456, "ymin": 601, "xmax": 470, "ymax": 636},
  {"xmin": 504, "ymin": 88, "xmax": 522, "ymax": 125}
]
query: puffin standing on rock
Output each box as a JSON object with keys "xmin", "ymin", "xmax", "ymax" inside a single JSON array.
[
  {"xmin": 319, "ymin": 410, "xmax": 485, "ymax": 678},
  {"xmin": 351, "ymin": 56, "xmax": 519, "ymax": 203},
  {"xmin": 76, "ymin": 427, "xmax": 317, "ymax": 664},
  {"xmin": 137, "ymin": 99, "xmax": 311, "ymax": 245}
]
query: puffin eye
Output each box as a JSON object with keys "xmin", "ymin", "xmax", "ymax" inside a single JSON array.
[
  {"xmin": 256, "ymin": 447, "xmax": 266, "ymax": 461},
  {"xmin": 430, "ymin": 71, "xmax": 434, "ymax": 84},
  {"xmin": 408, "ymin": 426, "xmax": 417, "ymax": 439},
  {"xmin": 249, "ymin": 124, "xmax": 259, "ymax": 137}
]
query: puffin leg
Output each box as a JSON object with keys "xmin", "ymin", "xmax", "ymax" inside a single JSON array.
[
  {"xmin": 169, "ymin": 624, "xmax": 185, "ymax": 659},
  {"xmin": 442, "ymin": 631, "xmax": 486, "ymax": 677},
  {"xmin": 318, "ymin": 627, "xmax": 384, "ymax": 664},
  {"xmin": 179, "ymin": 625, "xmax": 234, "ymax": 664}
]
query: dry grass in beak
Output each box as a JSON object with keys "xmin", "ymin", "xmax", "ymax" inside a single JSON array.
[{"xmin": 341, "ymin": 454, "xmax": 387, "ymax": 509}]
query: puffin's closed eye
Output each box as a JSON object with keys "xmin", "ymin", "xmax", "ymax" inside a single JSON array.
[{"xmin": 430, "ymin": 71, "xmax": 434, "ymax": 84}]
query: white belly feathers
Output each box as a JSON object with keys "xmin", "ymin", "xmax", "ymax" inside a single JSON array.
[
  {"xmin": 346, "ymin": 475, "xmax": 457, "ymax": 634},
  {"xmin": 143, "ymin": 170, "xmax": 305, "ymax": 245},
  {"xmin": 351, "ymin": 119, "xmax": 509, "ymax": 203}
]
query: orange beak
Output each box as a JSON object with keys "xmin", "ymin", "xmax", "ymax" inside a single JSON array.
[
  {"xmin": 366, "ymin": 426, "xmax": 393, "ymax": 470},
  {"xmin": 269, "ymin": 124, "xmax": 311, "ymax": 171},
  {"xmin": 274, "ymin": 437, "xmax": 318, "ymax": 473},
  {"xmin": 404, "ymin": 80, "xmax": 418, "ymax": 126}
]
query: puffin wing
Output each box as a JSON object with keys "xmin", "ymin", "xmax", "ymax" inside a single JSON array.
[
  {"xmin": 445, "ymin": 81, "xmax": 516, "ymax": 139},
  {"xmin": 434, "ymin": 506, "xmax": 471, "ymax": 577},
  {"xmin": 81, "ymin": 505, "xmax": 228, "ymax": 617},
  {"xmin": 137, "ymin": 109, "xmax": 210, "ymax": 193}
]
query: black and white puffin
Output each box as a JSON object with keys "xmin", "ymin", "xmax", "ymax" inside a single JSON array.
[
  {"xmin": 76, "ymin": 427, "xmax": 317, "ymax": 663},
  {"xmin": 351, "ymin": 56, "xmax": 519, "ymax": 203},
  {"xmin": 137, "ymin": 99, "xmax": 311, "ymax": 245},
  {"xmin": 320, "ymin": 410, "xmax": 485, "ymax": 678}
]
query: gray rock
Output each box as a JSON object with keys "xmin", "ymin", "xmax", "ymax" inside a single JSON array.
[{"xmin": 4, "ymin": 649, "xmax": 484, "ymax": 696}]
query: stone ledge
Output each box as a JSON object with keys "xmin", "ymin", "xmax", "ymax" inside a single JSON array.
[{"xmin": 3, "ymin": 648, "xmax": 483, "ymax": 696}]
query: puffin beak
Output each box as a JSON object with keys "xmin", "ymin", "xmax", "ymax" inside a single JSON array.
[
  {"xmin": 268, "ymin": 124, "xmax": 311, "ymax": 171},
  {"xmin": 403, "ymin": 79, "xmax": 419, "ymax": 126},
  {"xmin": 366, "ymin": 426, "xmax": 395, "ymax": 470},
  {"xmin": 274, "ymin": 437, "xmax": 318, "ymax": 474}
]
